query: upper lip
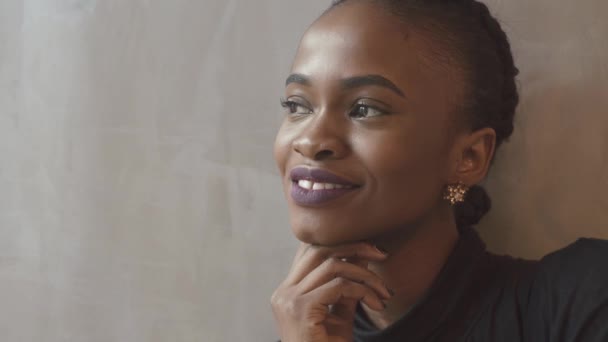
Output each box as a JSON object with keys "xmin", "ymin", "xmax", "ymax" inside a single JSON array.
[{"xmin": 289, "ymin": 167, "xmax": 360, "ymax": 187}]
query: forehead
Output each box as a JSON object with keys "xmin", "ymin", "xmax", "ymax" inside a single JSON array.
[
  {"xmin": 290, "ymin": 2, "xmax": 463, "ymax": 103},
  {"xmin": 293, "ymin": 3, "xmax": 413, "ymax": 78}
]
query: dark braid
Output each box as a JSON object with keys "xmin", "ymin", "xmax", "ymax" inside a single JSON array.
[
  {"xmin": 469, "ymin": 0, "xmax": 519, "ymax": 149},
  {"xmin": 327, "ymin": 0, "xmax": 520, "ymax": 227}
]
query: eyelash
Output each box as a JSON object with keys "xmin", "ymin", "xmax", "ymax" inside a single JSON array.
[
  {"xmin": 280, "ymin": 98, "xmax": 389, "ymax": 119},
  {"xmin": 280, "ymin": 98, "xmax": 312, "ymax": 115},
  {"xmin": 350, "ymin": 104, "xmax": 387, "ymax": 119}
]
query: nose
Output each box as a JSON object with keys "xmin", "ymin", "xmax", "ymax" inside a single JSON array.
[{"xmin": 292, "ymin": 112, "xmax": 349, "ymax": 161}]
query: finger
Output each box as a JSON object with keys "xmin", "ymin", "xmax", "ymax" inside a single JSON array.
[
  {"xmin": 328, "ymin": 297, "xmax": 359, "ymax": 324},
  {"xmin": 323, "ymin": 312, "xmax": 350, "ymax": 327},
  {"xmin": 297, "ymin": 257, "xmax": 392, "ymax": 299},
  {"xmin": 306, "ymin": 277, "xmax": 386, "ymax": 313},
  {"xmin": 324, "ymin": 307, "xmax": 358, "ymax": 338},
  {"xmin": 287, "ymin": 242, "xmax": 312, "ymax": 270},
  {"xmin": 327, "ymin": 336, "xmax": 351, "ymax": 342},
  {"xmin": 284, "ymin": 242, "xmax": 388, "ymax": 286},
  {"xmin": 350, "ymin": 257, "xmax": 369, "ymax": 268}
]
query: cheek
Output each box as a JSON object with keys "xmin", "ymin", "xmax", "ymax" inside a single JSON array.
[
  {"xmin": 273, "ymin": 122, "xmax": 293, "ymax": 175},
  {"xmin": 357, "ymin": 126, "xmax": 446, "ymax": 206}
]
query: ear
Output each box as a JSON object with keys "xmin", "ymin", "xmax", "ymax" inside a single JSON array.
[{"xmin": 451, "ymin": 127, "xmax": 496, "ymax": 185}]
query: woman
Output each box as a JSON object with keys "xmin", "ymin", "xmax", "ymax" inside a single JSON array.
[{"xmin": 270, "ymin": 0, "xmax": 608, "ymax": 341}]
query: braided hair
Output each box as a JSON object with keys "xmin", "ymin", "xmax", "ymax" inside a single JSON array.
[{"xmin": 328, "ymin": 0, "xmax": 520, "ymax": 227}]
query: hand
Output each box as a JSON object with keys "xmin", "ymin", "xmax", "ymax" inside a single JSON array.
[{"xmin": 271, "ymin": 242, "xmax": 392, "ymax": 342}]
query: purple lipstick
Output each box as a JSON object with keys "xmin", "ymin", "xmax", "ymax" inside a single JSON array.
[{"xmin": 289, "ymin": 167, "xmax": 360, "ymax": 205}]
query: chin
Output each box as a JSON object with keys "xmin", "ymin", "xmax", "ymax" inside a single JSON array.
[
  {"xmin": 289, "ymin": 212, "xmax": 367, "ymax": 246},
  {"xmin": 292, "ymin": 225, "xmax": 353, "ymax": 246}
]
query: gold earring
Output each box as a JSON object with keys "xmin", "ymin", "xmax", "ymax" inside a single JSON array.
[{"xmin": 443, "ymin": 181, "xmax": 469, "ymax": 205}]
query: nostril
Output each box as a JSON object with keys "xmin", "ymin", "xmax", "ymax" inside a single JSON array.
[{"xmin": 315, "ymin": 149, "xmax": 334, "ymax": 160}]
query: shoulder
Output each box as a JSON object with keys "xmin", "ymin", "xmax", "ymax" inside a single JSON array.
[
  {"xmin": 538, "ymin": 237, "xmax": 608, "ymax": 285},
  {"xmin": 534, "ymin": 237, "xmax": 608, "ymax": 312},
  {"xmin": 529, "ymin": 237, "xmax": 608, "ymax": 341}
]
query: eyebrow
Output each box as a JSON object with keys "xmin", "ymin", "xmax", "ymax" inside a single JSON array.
[
  {"xmin": 285, "ymin": 73, "xmax": 405, "ymax": 98},
  {"xmin": 285, "ymin": 74, "xmax": 311, "ymax": 87}
]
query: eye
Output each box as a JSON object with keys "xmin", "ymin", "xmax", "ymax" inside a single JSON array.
[
  {"xmin": 349, "ymin": 104, "xmax": 387, "ymax": 119},
  {"xmin": 280, "ymin": 98, "xmax": 313, "ymax": 115}
]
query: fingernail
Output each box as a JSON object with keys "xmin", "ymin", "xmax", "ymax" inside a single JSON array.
[{"xmin": 374, "ymin": 245, "xmax": 389, "ymax": 255}]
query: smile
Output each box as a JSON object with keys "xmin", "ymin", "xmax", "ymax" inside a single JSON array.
[
  {"xmin": 291, "ymin": 180, "xmax": 359, "ymax": 205},
  {"xmin": 296, "ymin": 180, "xmax": 355, "ymax": 190},
  {"xmin": 289, "ymin": 167, "xmax": 361, "ymax": 205}
]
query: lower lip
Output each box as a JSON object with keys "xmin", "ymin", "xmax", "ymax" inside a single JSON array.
[{"xmin": 290, "ymin": 181, "xmax": 358, "ymax": 205}]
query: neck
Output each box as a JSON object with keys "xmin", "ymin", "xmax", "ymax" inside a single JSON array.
[{"xmin": 362, "ymin": 205, "xmax": 459, "ymax": 329}]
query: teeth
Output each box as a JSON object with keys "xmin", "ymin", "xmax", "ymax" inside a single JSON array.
[
  {"xmin": 298, "ymin": 180, "xmax": 312, "ymax": 190},
  {"xmin": 312, "ymin": 182, "xmax": 324, "ymax": 190},
  {"xmin": 297, "ymin": 180, "xmax": 353, "ymax": 190}
]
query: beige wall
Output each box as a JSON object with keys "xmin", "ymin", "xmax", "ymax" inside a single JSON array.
[
  {"xmin": 0, "ymin": 0, "xmax": 606, "ymax": 341},
  {"xmin": 477, "ymin": 1, "xmax": 608, "ymax": 257}
]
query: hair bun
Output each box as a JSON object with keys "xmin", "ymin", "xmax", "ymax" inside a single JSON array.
[{"xmin": 454, "ymin": 185, "xmax": 491, "ymax": 227}]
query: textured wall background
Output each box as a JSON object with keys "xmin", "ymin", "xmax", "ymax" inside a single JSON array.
[{"xmin": 0, "ymin": 0, "xmax": 606, "ymax": 341}]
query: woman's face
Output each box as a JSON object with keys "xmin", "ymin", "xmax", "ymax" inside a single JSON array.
[{"xmin": 274, "ymin": 2, "xmax": 467, "ymax": 246}]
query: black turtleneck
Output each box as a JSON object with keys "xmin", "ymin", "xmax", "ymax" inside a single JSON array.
[{"xmin": 353, "ymin": 226, "xmax": 608, "ymax": 341}]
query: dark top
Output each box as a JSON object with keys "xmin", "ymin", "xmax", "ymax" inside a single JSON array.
[{"xmin": 353, "ymin": 226, "xmax": 608, "ymax": 342}]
